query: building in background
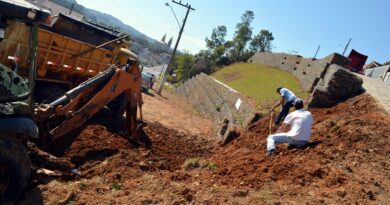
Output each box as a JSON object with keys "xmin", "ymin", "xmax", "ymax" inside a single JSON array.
[
  {"xmin": 167, "ymin": 37, "xmax": 173, "ymax": 49},
  {"xmin": 365, "ymin": 65, "xmax": 390, "ymax": 84},
  {"xmin": 364, "ymin": 61, "xmax": 382, "ymax": 70},
  {"xmin": 28, "ymin": 0, "xmax": 84, "ymax": 20}
]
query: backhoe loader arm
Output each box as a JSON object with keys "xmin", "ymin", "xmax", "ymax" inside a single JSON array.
[{"xmin": 36, "ymin": 60, "xmax": 143, "ymax": 148}]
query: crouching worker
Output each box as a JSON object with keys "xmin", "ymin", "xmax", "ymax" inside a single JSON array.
[{"xmin": 266, "ymin": 99, "xmax": 313, "ymax": 156}]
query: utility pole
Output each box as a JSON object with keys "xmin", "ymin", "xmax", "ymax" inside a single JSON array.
[
  {"xmin": 157, "ymin": 0, "xmax": 195, "ymax": 95},
  {"xmin": 69, "ymin": 3, "xmax": 75, "ymax": 15},
  {"xmin": 342, "ymin": 38, "xmax": 352, "ymax": 56},
  {"xmin": 313, "ymin": 45, "xmax": 320, "ymax": 59}
]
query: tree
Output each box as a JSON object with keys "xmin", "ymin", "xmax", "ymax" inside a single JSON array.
[
  {"xmin": 192, "ymin": 50, "xmax": 213, "ymax": 75},
  {"xmin": 231, "ymin": 10, "xmax": 254, "ymax": 61},
  {"xmin": 205, "ymin": 25, "xmax": 228, "ymax": 62},
  {"xmin": 383, "ymin": 61, "xmax": 390, "ymax": 66},
  {"xmin": 206, "ymin": 25, "xmax": 227, "ymax": 50},
  {"xmin": 200, "ymin": 10, "xmax": 276, "ymax": 69},
  {"xmin": 250, "ymin": 29, "xmax": 274, "ymax": 52},
  {"xmin": 172, "ymin": 53, "xmax": 195, "ymax": 82}
]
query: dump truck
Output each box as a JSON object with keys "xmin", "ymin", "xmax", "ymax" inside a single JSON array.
[
  {"xmin": 347, "ymin": 49, "xmax": 368, "ymax": 74},
  {"xmin": 1, "ymin": 12, "xmax": 136, "ymax": 103},
  {"xmin": 0, "ymin": 1, "xmax": 144, "ymax": 203}
]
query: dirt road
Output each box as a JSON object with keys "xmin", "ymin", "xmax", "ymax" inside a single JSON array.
[
  {"xmin": 358, "ymin": 74, "xmax": 390, "ymax": 113},
  {"xmin": 142, "ymin": 90, "xmax": 213, "ymax": 135}
]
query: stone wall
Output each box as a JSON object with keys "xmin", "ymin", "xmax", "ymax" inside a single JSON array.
[
  {"xmin": 308, "ymin": 65, "xmax": 364, "ymax": 108},
  {"xmin": 249, "ymin": 52, "xmax": 349, "ymax": 91},
  {"xmin": 175, "ymin": 73, "xmax": 256, "ymax": 144}
]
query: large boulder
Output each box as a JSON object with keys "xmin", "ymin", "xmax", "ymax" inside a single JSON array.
[{"xmin": 308, "ymin": 65, "xmax": 364, "ymax": 108}]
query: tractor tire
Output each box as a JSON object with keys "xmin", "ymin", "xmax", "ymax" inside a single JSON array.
[
  {"xmin": 0, "ymin": 135, "xmax": 31, "ymax": 203},
  {"xmin": 108, "ymin": 93, "xmax": 127, "ymax": 132}
]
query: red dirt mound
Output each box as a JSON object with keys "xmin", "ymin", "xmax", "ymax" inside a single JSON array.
[
  {"xmin": 204, "ymin": 94, "xmax": 390, "ymax": 203},
  {"xmin": 59, "ymin": 121, "xmax": 216, "ymax": 180}
]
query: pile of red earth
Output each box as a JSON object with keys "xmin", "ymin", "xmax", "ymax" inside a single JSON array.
[
  {"xmin": 206, "ymin": 93, "xmax": 390, "ymax": 203},
  {"xmin": 26, "ymin": 94, "xmax": 390, "ymax": 204},
  {"xmin": 65, "ymin": 122, "xmax": 214, "ymax": 177},
  {"xmin": 30, "ymin": 121, "xmax": 215, "ymax": 179}
]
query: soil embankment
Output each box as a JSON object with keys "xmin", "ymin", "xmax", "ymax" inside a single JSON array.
[{"xmin": 21, "ymin": 93, "xmax": 390, "ymax": 204}]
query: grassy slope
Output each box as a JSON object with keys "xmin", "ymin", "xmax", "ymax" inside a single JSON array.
[{"xmin": 212, "ymin": 63, "xmax": 308, "ymax": 109}]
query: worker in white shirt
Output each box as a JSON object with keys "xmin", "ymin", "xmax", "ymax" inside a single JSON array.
[{"xmin": 266, "ymin": 98, "xmax": 313, "ymax": 156}]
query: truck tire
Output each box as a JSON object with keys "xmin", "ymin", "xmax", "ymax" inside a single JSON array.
[{"xmin": 0, "ymin": 135, "xmax": 31, "ymax": 203}]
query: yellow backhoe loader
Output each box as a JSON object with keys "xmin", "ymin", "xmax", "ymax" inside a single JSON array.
[{"xmin": 0, "ymin": 1, "xmax": 144, "ymax": 202}]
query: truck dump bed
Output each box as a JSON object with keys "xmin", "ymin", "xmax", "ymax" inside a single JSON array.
[{"xmin": 36, "ymin": 14, "xmax": 134, "ymax": 86}]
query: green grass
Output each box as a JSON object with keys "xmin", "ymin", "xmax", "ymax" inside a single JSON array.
[
  {"xmin": 111, "ymin": 182, "xmax": 123, "ymax": 191},
  {"xmin": 212, "ymin": 63, "xmax": 308, "ymax": 110},
  {"xmin": 182, "ymin": 158, "xmax": 218, "ymax": 172}
]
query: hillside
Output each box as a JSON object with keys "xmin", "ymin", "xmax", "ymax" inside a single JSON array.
[{"xmin": 212, "ymin": 63, "xmax": 308, "ymax": 109}]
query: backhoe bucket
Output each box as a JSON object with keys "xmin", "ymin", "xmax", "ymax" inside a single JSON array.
[{"xmin": 134, "ymin": 122, "xmax": 151, "ymax": 148}]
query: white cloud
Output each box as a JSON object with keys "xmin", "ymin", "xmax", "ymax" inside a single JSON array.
[{"xmin": 180, "ymin": 35, "xmax": 206, "ymax": 53}]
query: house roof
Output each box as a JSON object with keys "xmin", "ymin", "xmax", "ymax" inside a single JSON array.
[{"xmin": 364, "ymin": 61, "xmax": 382, "ymax": 69}]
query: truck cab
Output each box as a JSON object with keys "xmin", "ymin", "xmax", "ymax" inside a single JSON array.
[{"xmin": 141, "ymin": 72, "xmax": 153, "ymax": 92}]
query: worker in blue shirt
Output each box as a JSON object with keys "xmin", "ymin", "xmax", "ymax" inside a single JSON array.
[{"xmin": 271, "ymin": 87, "xmax": 297, "ymax": 125}]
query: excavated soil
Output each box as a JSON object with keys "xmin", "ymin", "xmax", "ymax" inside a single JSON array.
[
  {"xmin": 206, "ymin": 94, "xmax": 390, "ymax": 204},
  {"xmin": 21, "ymin": 94, "xmax": 390, "ymax": 205}
]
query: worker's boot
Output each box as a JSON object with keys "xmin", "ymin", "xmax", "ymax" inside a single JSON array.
[
  {"xmin": 266, "ymin": 149, "xmax": 277, "ymax": 156},
  {"xmin": 287, "ymin": 144, "xmax": 299, "ymax": 150},
  {"xmin": 287, "ymin": 142, "xmax": 307, "ymax": 150}
]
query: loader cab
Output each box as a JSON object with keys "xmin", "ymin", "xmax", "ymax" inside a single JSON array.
[
  {"xmin": 0, "ymin": 0, "xmax": 51, "ymax": 116},
  {"xmin": 0, "ymin": 17, "xmax": 31, "ymax": 98},
  {"xmin": 0, "ymin": 2, "xmax": 50, "ymax": 202}
]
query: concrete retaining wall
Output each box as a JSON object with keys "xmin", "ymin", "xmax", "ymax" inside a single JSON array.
[
  {"xmin": 175, "ymin": 73, "xmax": 256, "ymax": 144},
  {"xmin": 175, "ymin": 73, "xmax": 253, "ymax": 126},
  {"xmin": 308, "ymin": 65, "xmax": 364, "ymax": 108},
  {"xmin": 249, "ymin": 52, "xmax": 349, "ymax": 91}
]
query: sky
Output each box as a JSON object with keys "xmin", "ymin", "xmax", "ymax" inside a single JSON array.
[{"xmin": 76, "ymin": 0, "xmax": 390, "ymax": 63}]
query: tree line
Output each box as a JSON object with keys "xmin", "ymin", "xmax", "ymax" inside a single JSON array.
[{"xmin": 169, "ymin": 10, "xmax": 274, "ymax": 83}]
